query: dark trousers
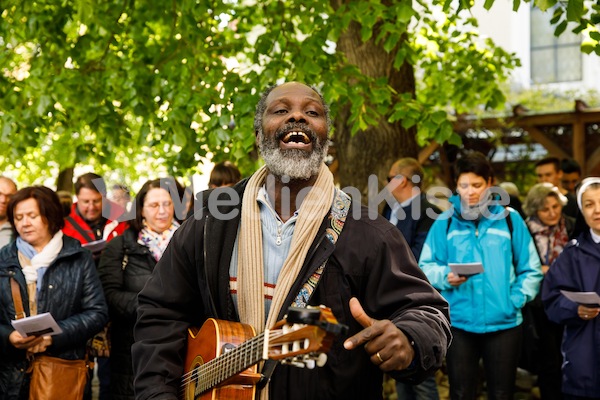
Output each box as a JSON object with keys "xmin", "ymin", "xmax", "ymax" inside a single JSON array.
[
  {"xmin": 396, "ymin": 374, "xmax": 440, "ymax": 400},
  {"xmin": 97, "ymin": 357, "xmax": 110, "ymax": 400},
  {"xmin": 447, "ymin": 326, "xmax": 521, "ymax": 400},
  {"xmin": 530, "ymin": 303, "xmax": 563, "ymax": 400}
]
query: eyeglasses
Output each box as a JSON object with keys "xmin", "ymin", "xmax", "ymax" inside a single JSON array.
[
  {"xmin": 144, "ymin": 201, "xmax": 173, "ymax": 210},
  {"xmin": 387, "ymin": 175, "xmax": 404, "ymax": 183}
]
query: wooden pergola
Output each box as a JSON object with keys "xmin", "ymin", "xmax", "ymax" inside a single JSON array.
[{"xmin": 419, "ymin": 100, "xmax": 600, "ymax": 177}]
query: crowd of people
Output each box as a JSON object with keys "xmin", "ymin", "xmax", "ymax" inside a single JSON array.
[{"xmin": 0, "ymin": 81, "xmax": 599, "ymax": 400}]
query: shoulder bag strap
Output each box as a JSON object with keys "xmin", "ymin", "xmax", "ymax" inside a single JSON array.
[
  {"xmin": 65, "ymin": 216, "xmax": 96, "ymax": 242},
  {"xmin": 292, "ymin": 189, "xmax": 352, "ymax": 308},
  {"xmin": 10, "ymin": 277, "xmax": 27, "ymax": 320}
]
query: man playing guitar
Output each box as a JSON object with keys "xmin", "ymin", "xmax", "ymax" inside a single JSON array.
[{"xmin": 132, "ymin": 82, "xmax": 451, "ymax": 400}]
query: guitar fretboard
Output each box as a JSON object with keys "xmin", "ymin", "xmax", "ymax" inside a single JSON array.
[{"xmin": 193, "ymin": 330, "xmax": 267, "ymax": 395}]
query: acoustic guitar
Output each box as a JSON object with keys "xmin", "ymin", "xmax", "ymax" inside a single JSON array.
[{"xmin": 180, "ymin": 305, "xmax": 348, "ymax": 400}]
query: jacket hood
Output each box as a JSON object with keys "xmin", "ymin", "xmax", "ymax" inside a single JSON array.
[{"xmin": 448, "ymin": 192, "xmax": 508, "ymax": 222}]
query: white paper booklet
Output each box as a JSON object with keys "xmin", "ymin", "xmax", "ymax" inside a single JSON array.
[
  {"xmin": 11, "ymin": 312, "xmax": 63, "ymax": 337},
  {"xmin": 449, "ymin": 262, "xmax": 484, "ymax": 278},
  {"xmin": 560, "ymin": 290, "xmax": 600, "ymax": 307}
]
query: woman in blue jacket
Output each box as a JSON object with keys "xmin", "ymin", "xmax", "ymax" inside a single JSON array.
[
  {"xmin": 420, "ymin": 152, "xmax": 542, "ymax": 400},
  {"xmin": 542, "ymin": 177, "xmax": 600, "ymax": 400}
]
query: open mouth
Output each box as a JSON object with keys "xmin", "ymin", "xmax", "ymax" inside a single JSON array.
[
  {"xmin": 277, "ymin": 129, "xmax": 313, "ymax": 151},
  {"xmin": 281, "ymin": 131, "xmax": 311, "ymax": 144}
]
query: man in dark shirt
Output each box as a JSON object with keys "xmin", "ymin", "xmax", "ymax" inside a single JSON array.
[{"xmin": 383, "ymin": 158, "xmax": 442, "ymax": 400}]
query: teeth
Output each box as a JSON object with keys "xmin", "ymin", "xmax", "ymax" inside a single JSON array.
[{"xmin": 282, "ymin": 131, "xmax": 310, "ymax": 144}]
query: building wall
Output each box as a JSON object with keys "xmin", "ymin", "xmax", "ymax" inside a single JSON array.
[{"xmin": 471, "ymin": 0, "xmax": 600, "ymax": 93}]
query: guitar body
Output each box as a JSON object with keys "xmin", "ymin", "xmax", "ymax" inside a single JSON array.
[
  {"xmin": 182, "ymin": 319, "xmax": 260, "ymax": 400},
  {"xmin": 179, "ymin": 306, "xmax": 346, "ymax": 400}
]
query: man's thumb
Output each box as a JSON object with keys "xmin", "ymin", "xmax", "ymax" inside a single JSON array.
[{"xmin": 349, "ymin": 297, "xmax": 374, "ymax": 328}]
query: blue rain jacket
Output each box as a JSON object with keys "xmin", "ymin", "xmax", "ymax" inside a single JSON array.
[{"xmin": 419, "ymin": 194, "xmax": 543, "ymax": 333}]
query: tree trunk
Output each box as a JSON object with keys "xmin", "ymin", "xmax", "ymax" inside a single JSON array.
[
  {"xmin": 331, "ymin": 1, "xmax": 418, "ymax": 202},
  {"xmin": 56, "ymin": 167, "xmax": 75, "ymax": 193}
]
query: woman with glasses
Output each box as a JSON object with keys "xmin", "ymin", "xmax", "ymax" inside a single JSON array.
[
  {"xmin": 522, "ymin": 183, "xmax": 575, "ymax": 399},
  {"xmin": 97, "ymin": 178, "xmax": 181, "ymax": 400}
]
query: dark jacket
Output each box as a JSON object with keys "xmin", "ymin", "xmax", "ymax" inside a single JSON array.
[
  {"xmin": 132, "ymin": 180, "xmax": 451, "ymax": 400},
  {"xmin": 98, "ymin": 229, "xmax": 157, "ymax": 400},
  {"xmin": 382, "ymin": 193, "xmax": 441, "ymax": 260},
  {"xmin": 542, "ymin": 229, "xmax": 600, "ymax": 398},
  {"xmin": 0, "ymin": 236, "xmax": 108, "ymax": 400}
]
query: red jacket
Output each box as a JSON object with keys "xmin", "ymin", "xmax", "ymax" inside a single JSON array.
[{"xmin": 63, "ymin": 202, "xmax": 128, "ymax": 244}]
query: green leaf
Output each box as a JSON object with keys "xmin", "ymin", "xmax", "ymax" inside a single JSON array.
[
  {"xmin": 554, "ymin": 20, "xmax": 568, "ymax": 36},
  {"xmin": 484, "ymin": 0, "xmax": 495, "ymax": 10},
  {"xmin": 397, "ymin": 3, "xmax": 415, "ymax": 23},
  {"xmin": 566, "ymin": 0, "xmax": 584, "ymax": 21},
  {"xmin": 172, "ymin": 128, "xmax": 188, "ymax": 148},
  {"xmin": 581, "ymin": 41, "xmax": 596, "ymax": 54},
  {"xmin": 36, "ymin": 95, "xmax": 52, "ymax": 116},
  {"xmin": 430, "ymin": 110, "xmax": 448, "ymax": 124},
  {"xmin": 535, "ymin": 0, "xmax": 557, "ymax": 12},
  {"xmin": 512, "ymin": 0, "xmax": 521, "ymax": 12}
]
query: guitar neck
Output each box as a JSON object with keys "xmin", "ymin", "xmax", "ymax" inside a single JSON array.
[{"xmin": 194, "ymin": 330, "xmax": 267, "ymax": 395}]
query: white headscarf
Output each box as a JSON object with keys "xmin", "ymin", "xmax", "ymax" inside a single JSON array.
[{"xmin": 576, "ymin": 177, "xmax": 600, "ymax": 211}]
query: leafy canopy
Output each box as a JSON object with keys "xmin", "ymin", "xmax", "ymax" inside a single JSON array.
[{"xmin": 0, "ymin": 0, "xmax": 586, "ymax": 187}]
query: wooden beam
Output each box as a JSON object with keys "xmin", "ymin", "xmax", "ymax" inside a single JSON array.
[
  {"xmin": 453, "ymin": 108, "xmax": 600, "ymax": 133},
  {"xmin": 572, "ymin": 118, "xmax": 586, "ymax": 173},
  {"xmin": 418, "ymin": 141, "xmax": 439, "ymax": 165},
  {"xmin": 526, "ymin": 127, "xmax": 570, "ymax": 160},
  {"xmin": 587, "ymin": 147, "xmax": 600, "ymax": 176}
]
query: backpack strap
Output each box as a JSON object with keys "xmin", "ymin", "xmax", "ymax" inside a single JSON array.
[{"xmin": 447, "ymin": 208, "xmax": 516, "ymax": 268}]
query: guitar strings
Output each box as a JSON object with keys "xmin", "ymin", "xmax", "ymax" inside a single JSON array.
[{"xmin": 179, "ymin": 329, "xmax": 287, "ymax": 394}]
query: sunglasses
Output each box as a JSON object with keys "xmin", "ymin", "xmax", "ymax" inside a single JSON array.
[{"xmin": 387, "ymin": 175, "xmax": 404, "ymax": 183}]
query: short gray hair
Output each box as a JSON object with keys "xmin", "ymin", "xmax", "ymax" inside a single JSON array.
[
  {"xmin": 253, "ymin": 83, "xmax": 332, "ymax": 135},
  {"xmin": 523, "ymin": 183, "xmax": 567, "ymax": 217}
]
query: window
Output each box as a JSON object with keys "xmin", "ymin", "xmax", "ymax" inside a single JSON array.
[{"xmin": 530, "ymin": 6, "xmax": 582, "ymax": 84}]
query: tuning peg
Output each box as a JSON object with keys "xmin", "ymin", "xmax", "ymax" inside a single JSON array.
[
  {"xmin": 289, "ymin": 359, "xmax": 307, "ymax": 368},
  {"xmin": 316, "ymin": 353, "xmax": 328, "ymax": 367},
  {"xmin": 304, "ymin": 358, "xmax": 316, "ymax": 369}
]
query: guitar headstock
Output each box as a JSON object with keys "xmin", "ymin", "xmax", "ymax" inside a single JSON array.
[{"xmin": 266, "ymin": 305, "xmax": 348, "ymax": 368}]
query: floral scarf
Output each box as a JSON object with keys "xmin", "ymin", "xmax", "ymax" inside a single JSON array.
[
  {"xmin": 527, "ymin": 216, "xmax": 569, "ymax": 265},
  {"xmin": 137, "ymin": 221, "xmax": 180, "ymax": 261}
]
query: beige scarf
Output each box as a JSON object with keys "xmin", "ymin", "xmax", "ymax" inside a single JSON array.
[{"xmin": 237, "ymin": 163, "xmax": 335, "ymax": 334}]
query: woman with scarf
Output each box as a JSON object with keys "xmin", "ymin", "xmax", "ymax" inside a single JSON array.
[
  {"xmin": 522, "ymin": 183, "xmax": 575, "ymax": 399},
  {"xmin": 0, "ymin": 186, "xmax": 108, "ymax": 399},
  {"xmin": 420, "ymin": 151, "xmax": 543, "ymax": 400},
  {"xmin": 542, "ymin": 177, "xmax": 600, "ymax": 400},
  {"xmin": 97, "ymin": 177, "xmax": 180, "ymax": 400}
]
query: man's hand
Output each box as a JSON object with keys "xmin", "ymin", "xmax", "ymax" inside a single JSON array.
[{"xmin": 343, "ymin": 297, "xmax": 415, "ymax": 372}]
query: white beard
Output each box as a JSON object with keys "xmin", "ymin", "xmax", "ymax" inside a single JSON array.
[{"xmin": 257, "ymin": 131, "xmax": 329, "ymax": 181}]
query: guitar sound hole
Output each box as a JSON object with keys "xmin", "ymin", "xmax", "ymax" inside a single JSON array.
[{"xmin": 221, "ymin": 342, "xmax": 237, "ymax": 354}]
